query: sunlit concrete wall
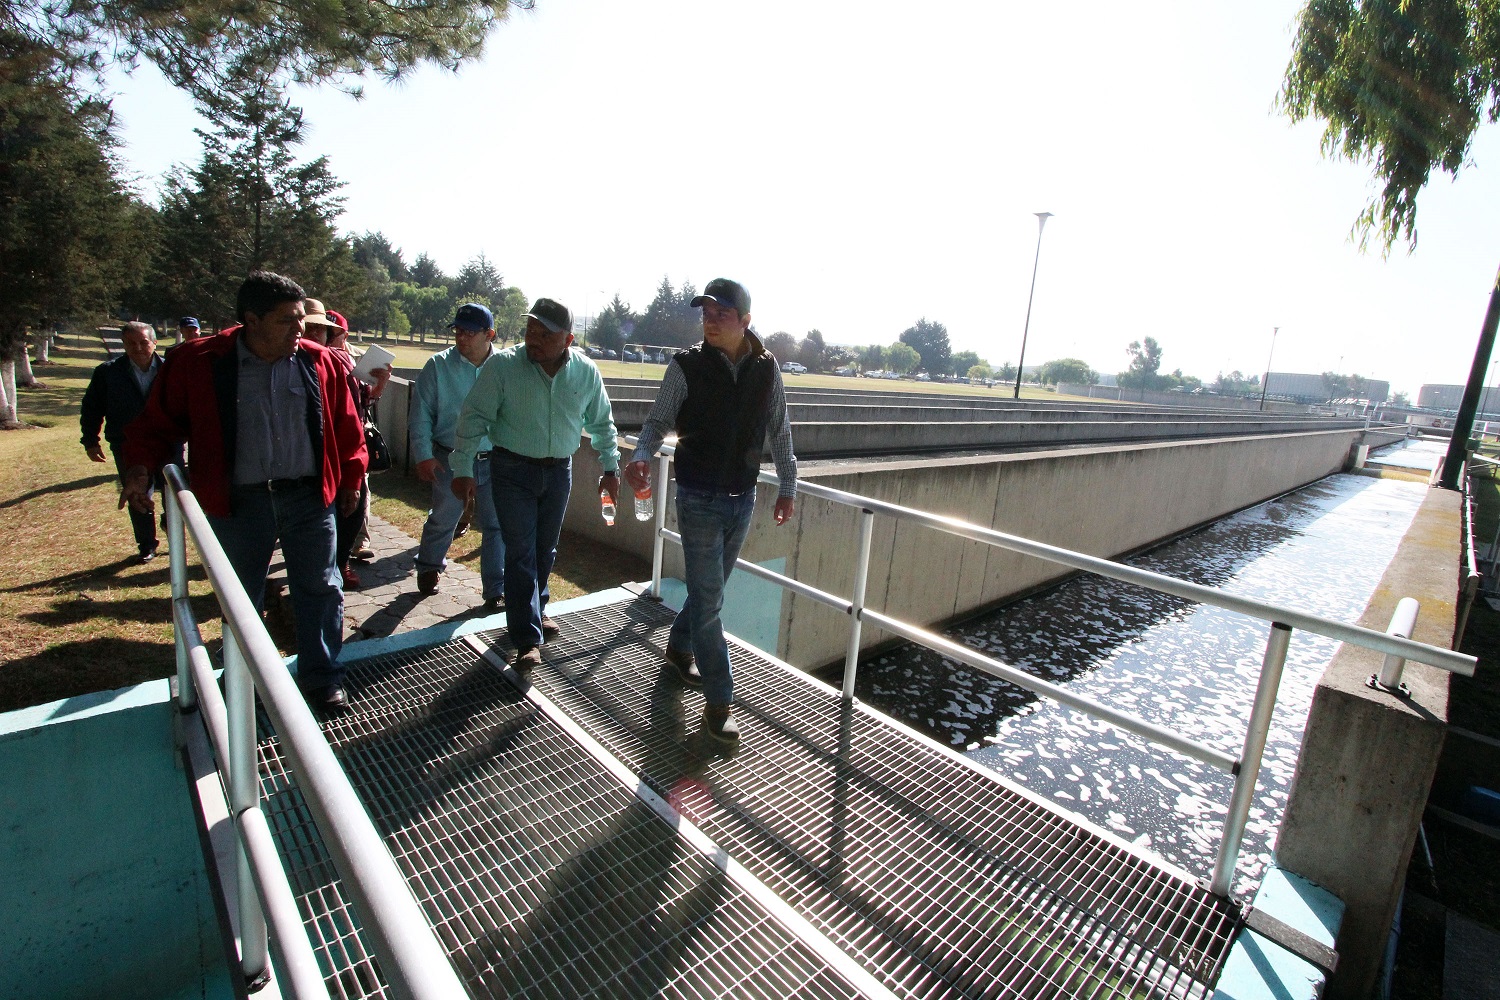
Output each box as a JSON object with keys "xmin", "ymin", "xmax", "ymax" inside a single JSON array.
[{"xmin": 568, "ymin": 427, "xmax": 1370, "ymax": 669}]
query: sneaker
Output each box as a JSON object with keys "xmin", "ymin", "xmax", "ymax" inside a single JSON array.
[
  {"xmin": 352, "ymin": 543, "xmax": 375, "ymax": 560},
  {"xmin": 701, "ymin": 704, "xmax": 740, "ymax": 747},
  {"xmin": 665, "ymin": 646, "xmax": 702, "ymax": 688},
  {"xmin": 341, "ymin": 566, "xmax": 361, "ymax": 590},
  {"xmin": 417, "ymin": 569, "xmax": 440, "ymax": 595},
  {"xmin": 540, "ymin": 616, "xmax": 561, "ymax": 641},
  {"xmin": 512, "ymin": 646, "xmax": 542, "ymax": 673}
]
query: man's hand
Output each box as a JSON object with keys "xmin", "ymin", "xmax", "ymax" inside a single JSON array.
[
  {"xmin": 369, "ymin": 365, "xmax": 392, "ymax": 400},
  {"xmin": 451, "ymin": 476, "xmax": 477, "ymax": 503},
  {"xmin": 599, "ymin": 473, "xmax": 620, "ymax": 504},
  {"xmin": 85, "ymin": 443, "xmax": 107, "ymax": 463},
  {"xmin": 624, "ymin": 460, "xmax": 652, "ymax": 496},
  {"xmin": 336, "ymin": 488, "xmax": 361, "ymax": 517},
  {"xmin": 119, "ymin": 465, "xmax": 155, "ymax": 514},
  {"xmin": 415, "ymin": 457, "xmax": 439, "ymax": 482},
  {"xmin": 773, "ymin": 497, "xmax": 795, "ymax": 525}
]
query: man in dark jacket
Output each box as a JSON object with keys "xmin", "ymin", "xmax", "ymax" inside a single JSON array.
[
  {"xmin": 625, "ymin": 278, "xmax": 797, "ymax": 746},
  {"xmin": 80, "ymin": 321, "xmax": 178, "ymax": 562},
  {"xmin": 121, "ymin": 272, "xmax": 367, "ymax": 711}
]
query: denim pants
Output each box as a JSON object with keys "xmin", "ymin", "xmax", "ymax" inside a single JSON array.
[
  {"xmin": 669, "ymin": 486, "xmax": 756, "ymax": 706},
  {"xmin": 209, "ymin": 481, "xmax": 344, "ymax": 690},
  {"xmin": 490, "ymin": 453, "xmax": 570, "ymax": 650},
  {"xmin": 416, "ymin": 449, "xmax": 504, "ymax": 600}
]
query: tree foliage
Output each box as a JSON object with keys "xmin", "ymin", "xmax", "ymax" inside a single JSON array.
[
  {"xmin": 899, "ymin": 318, "xmax": 951, "ymax": 374},
  {"xmin": 636, "ymin": 277, "xmax": 700, "ymax": 348},
  {"xmin": 763, "ymin": 331, "xmax": 798, "ymax": 361},
  {"xmin": 886, "ymin": 341, "xmax": 920, "ymax": 374},
  {"xmin": 1280, "ymin": 0, "xmax": 1500, "ymax": 249},
  {"xmin": 13, "ymin": 0, "xmax": 527, "ymax": 106},
  {"xmin": 1117, "ymin": 337, "xmax": 1170, "ymax": 390},
  {"xmin": 798, "ymin": 329, "xmax": 826, "ymax": 371},
  {"xmin": 1038, "ymin": 358, "xmax": 1097, "ymax": 385}
]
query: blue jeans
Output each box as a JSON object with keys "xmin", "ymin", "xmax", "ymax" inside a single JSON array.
[
  {"xmin": 416, "ymin": 449, "xmax": 504, "ymax": 600},
  {"xmin": 669, "ymin": 487, "xmax": 756, "ymax": 706},
  {"xmin": 490, "ymin": 453, "xmax": 570, "ymax": 650},
  {"xmin": 209, "ymin": 481, "xmax": 344, "ymax": 690}
]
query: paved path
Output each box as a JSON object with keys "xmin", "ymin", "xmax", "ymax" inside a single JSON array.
[{"xmin": 269, "ymin": 513, "xmax": 497, "ymax": 644}]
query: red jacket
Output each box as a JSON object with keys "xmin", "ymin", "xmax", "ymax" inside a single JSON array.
[{"xmin": 123, "ymin": 329, "xmax": 367, "ymax": 517}]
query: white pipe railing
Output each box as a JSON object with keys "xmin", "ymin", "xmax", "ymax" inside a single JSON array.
[
  {"xmin": 630, "ymin": 439, "xmax": 1477, "ymax": 897},
  {"xmin": 163, "ymin": 466, "xmax": 468, "ymax": 1000}
]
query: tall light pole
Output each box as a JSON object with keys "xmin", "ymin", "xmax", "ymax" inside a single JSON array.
[
  {"xmin": 1014, "ymin": 212, "xmax": 1053, "ymax": 399},
  {"xmin": 1258, "ymin": 326, "xmax": 1279, "ymax": 411}
]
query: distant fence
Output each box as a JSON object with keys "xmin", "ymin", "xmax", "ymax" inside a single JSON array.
[{"xmin": 1057, "ymin": 383, "xmax": 1310, "ymax": 412}]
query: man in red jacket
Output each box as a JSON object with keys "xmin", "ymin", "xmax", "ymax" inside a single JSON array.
[{"xmin": 122, "ymin": 271, "xmax": 367, "ymax": 711}]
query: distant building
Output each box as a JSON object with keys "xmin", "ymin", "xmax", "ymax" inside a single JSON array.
[
  {"xmin": 1418, "ymin": 384, "xmax": 1500, "ymax": 416},
  {"xmin": 1265, "ymin": 372, "xmax": 1389, "ymax": 405}
]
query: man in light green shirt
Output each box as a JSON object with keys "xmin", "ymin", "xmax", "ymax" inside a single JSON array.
[{"xmin": 452, "ymin": 297, "xmax": 621, "ymax": 669}]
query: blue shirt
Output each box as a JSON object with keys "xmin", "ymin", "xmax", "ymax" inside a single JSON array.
[
  {"xmin": 232, "ymin": 339, "xmax": 317, "ymax": 484},
  {"xmin": 410, "ymin": 344, "xmax": 496, "ymax": 463}
]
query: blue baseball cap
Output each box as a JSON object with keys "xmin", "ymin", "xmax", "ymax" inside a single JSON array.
[
  {"xmin": 451, "ymin": 302, "xmax": 493, "ymax": 332},
  {"xmin": 179, "ymin": 316, "xmax": 200, "ymax": 328}
]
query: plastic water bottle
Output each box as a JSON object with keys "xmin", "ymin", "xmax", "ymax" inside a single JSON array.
[
  {"xmin": 634, "ymin": 485, "xmax": 654, "ymax": 521},
  {"xmin": 599, "ymin": 488, "xmax": 616, "ymax": 526}
]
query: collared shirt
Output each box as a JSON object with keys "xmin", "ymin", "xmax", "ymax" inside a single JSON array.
[
  {"xmin": 410, "ymin": 344, "xmax": 495, "ymax": 463},
  {"xmin": 130, "ymin": 355, "xmax": 161, "ymax": 398},
  {"xmin": 633, "ymin": 336, "xmax": 798, "ymax": 498},
  {"xmin": 233, "ymin": 339, "xmax": 318, "ymax": 484},
  {"xmin": 452, "ymin": 345, "xmax": 620, "ymax": 479}
]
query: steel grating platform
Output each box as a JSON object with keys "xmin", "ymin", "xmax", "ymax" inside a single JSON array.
[{"xmin": 254, "ymin": 594, "xmax": 1241, "ymax": 999}]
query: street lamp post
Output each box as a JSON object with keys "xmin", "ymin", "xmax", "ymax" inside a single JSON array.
[
  {"xmin": 1258, "ymin": 326, "xmax": 1279, "ymax": 411},
  {"xmin": 1014, "ymin": 212, "xmax": 1054, "ymax": 400}
]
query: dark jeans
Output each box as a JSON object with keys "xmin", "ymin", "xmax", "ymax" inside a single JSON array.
[
  {"xmin": 490, "ymin": 453, "xmax": 570, "ymax": 650},
  {"xmin": 335, "ymin": 474, "xmax": 369, "ymax": 569},
  {"xmin": 111, "ymin": 449, "xmax": 164, "ymax": 554},
  {"xmin": 209, "ymin": 481, "xmax": 344, "ymax": 689},
  {"xmin": 669, "ymin": 486, "xmax": 757, "ymax": 706}
]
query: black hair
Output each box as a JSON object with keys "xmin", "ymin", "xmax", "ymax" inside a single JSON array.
[{"xmin": 235, "ymin": 271, "xmax": 305, "ymax": 322}]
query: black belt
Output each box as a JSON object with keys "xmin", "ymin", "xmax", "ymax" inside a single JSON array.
[
  {"xmin": 433, "ymin": 444, "xmax": 490, "ymax": 460},
  {"xmin": 236, "ymin": 475, "xmax": 319, "ymax": 492},
  {"xmin": 495, "ymin": 447, "xmax": 567, "ymax": 468}
]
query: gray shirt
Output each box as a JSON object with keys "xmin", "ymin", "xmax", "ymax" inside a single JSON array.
[
  {"xmin": 131, "ymin": 356, "xmax": 161, "ymax": 398},
  {"xmin": 232, "ymin": 339, "xmax": 318, "ymax": 484}
]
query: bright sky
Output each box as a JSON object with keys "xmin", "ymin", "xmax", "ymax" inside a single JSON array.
[{"xmin": 105, "ymin": 0, "xmax": 1500, "ymax": 398}]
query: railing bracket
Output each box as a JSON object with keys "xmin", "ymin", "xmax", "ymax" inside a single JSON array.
[{"xmin": 1366, "ymin": 674, "xmax": 1412, "ymax": 698}]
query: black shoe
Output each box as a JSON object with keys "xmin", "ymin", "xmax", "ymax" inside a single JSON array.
[
  {"xmin": 302, "ymin": 683, "xmax": 348, "ymax": 713},
  {"xmin": 664, "ymin": 646, "xmax": 702, "ymax": 688},
  {"xmin": 137, "ymin": 548, "xmax": 158, "ymax": 564},
  {"xmin": 417, "ymin": 570, "xmax": 440, "ymax": 595},
  {"xmin": 482, "ymin": 596, "xmax": 504, "ymax": 614},
  {"xmin": 540, "ymin": 616, "xmax": 561, "ymax": 641},
  {"xmin": 701, "ymin": 704, "xmax": 740, "ymax": 747}
]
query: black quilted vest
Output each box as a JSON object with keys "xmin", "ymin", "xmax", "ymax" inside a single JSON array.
[{"xmin": 672, "ymin": 337, "xmax": 776, "ymax": 494}]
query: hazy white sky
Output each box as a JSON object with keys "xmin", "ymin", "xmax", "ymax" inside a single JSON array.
[{"xmin": 106, "ymin": 0, "xmax": 1500, "ymax": 397}]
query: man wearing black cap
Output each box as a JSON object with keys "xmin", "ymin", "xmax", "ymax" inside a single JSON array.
[
  {"xmin": 410, "ymin": 302, "xmax": 505, "ymax": 608},
  {"xmin": 624, "ymin": 277, "xmax": 797, "ymax": 747},
  {"xmin": 451, "ymin": 298, "xmax": 621, "ymax": 670}
]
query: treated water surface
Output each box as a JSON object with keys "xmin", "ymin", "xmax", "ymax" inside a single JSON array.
[{"xmin": 854, "ymin": 455, "xmax": 1432, "ymax": 896}]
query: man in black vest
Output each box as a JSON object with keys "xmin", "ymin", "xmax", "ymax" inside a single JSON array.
[
  {"xmin": 80, "ymin": 321, "xmax": 178, "ymax": 562},
  {"xmin": 625, "ymin": 277, "xmax": 797, "ymax": 746}
]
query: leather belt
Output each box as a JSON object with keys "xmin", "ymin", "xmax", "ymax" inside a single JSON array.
[
  {"xmin": 495, "ymin": 447, "xmax": 566, "ymax": 468},
  {"xmin": 236, "ymin": 476, "xmax": 319, "ymax": 492}
]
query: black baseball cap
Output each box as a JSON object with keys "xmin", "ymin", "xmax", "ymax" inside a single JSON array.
[
  {"xmin": 690, "ymin": 278, "xmax": 751, "ymax": 316},
  {"xmin": 526, "ymin": 298, "xmax": 573, "ymax": 335}
]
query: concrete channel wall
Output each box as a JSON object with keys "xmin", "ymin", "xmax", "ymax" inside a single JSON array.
[{"xmin": 567, "ymin": 426, "xmax": 1387, "ymax": 669}]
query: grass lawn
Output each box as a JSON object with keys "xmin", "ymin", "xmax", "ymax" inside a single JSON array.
[{"xmin": 0, "ymin": 339, "xmax": 647, "ymax": 714}]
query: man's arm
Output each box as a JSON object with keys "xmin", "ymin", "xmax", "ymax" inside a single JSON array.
[
  {"xmin": 451, "ymin": 362, "xmax": 500, "ymax": 480},
  {"xmin": 766, "ymin": 365, "xmax": 798, "ymax": 525},
  {"xmin": 625, "ymin": 359, "xmax": 688, "ymax": 495},
  {"xmin": 79, "ymin": 364, "xmax": 108, "ymax": 462},
  {"xmin": 321, "ymin": 353, "xmax": 367, "ymax": 514},
  {"xmin": 408, "ymin": 357, "xmax": 441, "ymax": 480},
  {"xmin": 581, "ymin": 368, "xmax": 621, "ymax": 473}
]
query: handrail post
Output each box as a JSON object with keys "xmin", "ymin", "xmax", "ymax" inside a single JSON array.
[
  {"xmin": 223, "ymin": 628, "xmax": 269, "ymax": 982},
  {"xmin": 166, "ymin": 474, "xmax": 194, "ymax": 713},
  {"xmin": 842, "ymin": 510, "xmax": 876, "ymax": 700},
  {"xmin": 650, "ymin": 451, "xmax": 669, "ymax": 598},
  {"xmin": 1375, "ymin": 597, "xmax": 1421, "ymax": 691},
  {"xmin": 1211, "ymin": 621, "xmax": 1292, "ymax": 896}
]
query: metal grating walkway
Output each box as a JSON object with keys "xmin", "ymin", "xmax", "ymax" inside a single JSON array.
[{"xmin": 255, "ymin": 594, "xmax": 1240, "ymax": 999}]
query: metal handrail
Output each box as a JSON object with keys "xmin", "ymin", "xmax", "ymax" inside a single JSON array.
[
  {"xmin": 163, "ymin": 466, "xmax": 468, "ymax": 1000},
  {"xmin": 628, "ymin": 438, "xmax": 1477, "ymax": 896}
]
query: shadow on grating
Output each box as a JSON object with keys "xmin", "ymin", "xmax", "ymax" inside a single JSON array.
[
  {"xmin": 255, "ymin": 642, "xmax": 863, "ymax": 1000},
  {"xmin": 467, "ymin": 595, "xmax": 1241, "ymax": 1000}
]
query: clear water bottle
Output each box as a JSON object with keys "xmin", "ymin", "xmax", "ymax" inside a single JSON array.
[
  {"xmin": 599, "ymin": 488, "xmax": 616, "ymax": 526},
  {"xmin": 634, "ymin": 485, "xmax": 654, "ymax": 521}
]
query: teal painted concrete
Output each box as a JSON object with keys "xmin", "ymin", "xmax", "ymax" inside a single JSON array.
[
  {"xmin": 654, "ymin": 558, "xmax": 787, "ymax": 656},
  {"xmin": 0, "ymin": 686, "xmax": 232, "ymax": 1000},
  {"xmin": 1215, "ymin": 865, "xmax": 1344, "ymax": 1000}
]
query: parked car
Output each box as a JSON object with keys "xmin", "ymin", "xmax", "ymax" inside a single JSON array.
[
  {"xmin": 622, "ymin": 349, "xmax": 642, "ymax": 362},
  {"xmin": 585, "ymin": 346, "xmax": 603, "ymax": 359},
  {"xmin": 603, "ymin": 349, "xmax": 618, "ymax": 360},
  {"xmin": 781, "ymin": 361, "xmax": 807, "ymax": 374}
]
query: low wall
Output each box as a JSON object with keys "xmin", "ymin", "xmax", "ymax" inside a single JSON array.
[
  {"xmin": 1057, "ymin": 382, "xmax": 1311, "ymax": 412},
  {"xmin": 567, "ymin": 427, "xmax": 1369, "ymax": 669}
]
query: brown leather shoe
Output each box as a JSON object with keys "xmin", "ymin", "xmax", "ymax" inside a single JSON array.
[
  {"xmin": 417, "ymin": 569, "xmax": 440, "ymax": 595},
  {"xmin": 540, "ymin": 616, "xmax": 561, "ymax": 641},
  {"xmin": 512, "ymin": 646, "xmax": 542, "ymax": 673},
  {"xmin": 701, "ymin": 703, "xmax": 740, "ymax": 746},
  {"xmin": 664, "ymin": 646, "xmax": 702, "ymax": 687}
]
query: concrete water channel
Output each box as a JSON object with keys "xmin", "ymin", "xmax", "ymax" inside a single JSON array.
[{"xmin": 851, "ymin": 438, "xmax": 1446, "ymax": 899}]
